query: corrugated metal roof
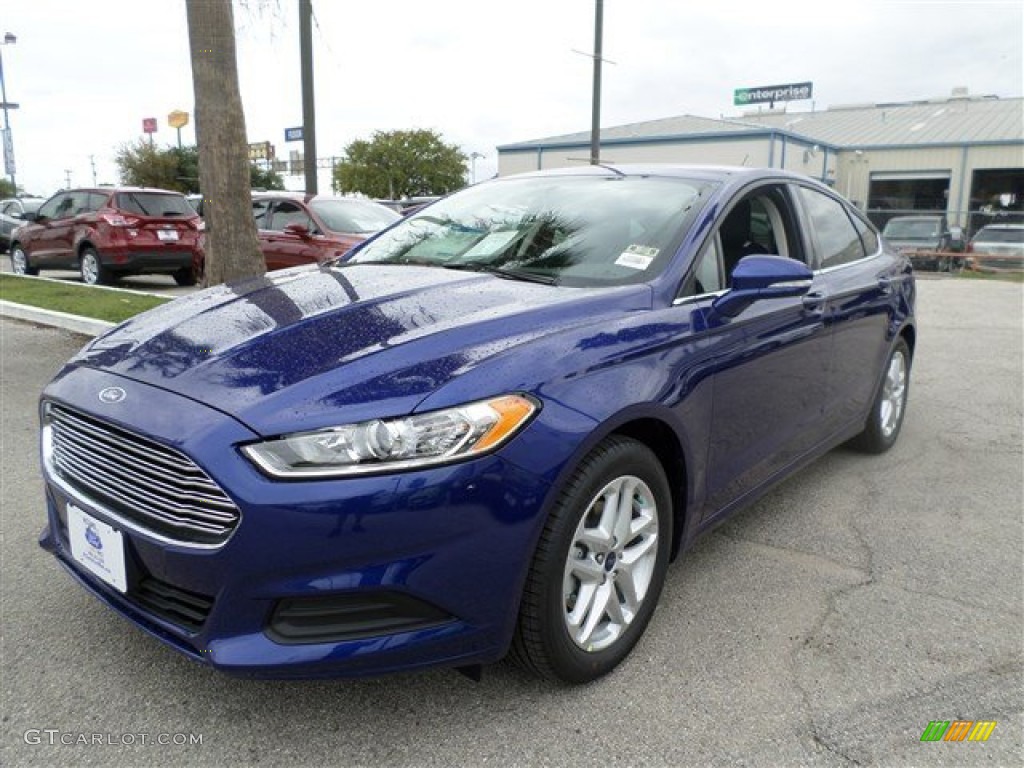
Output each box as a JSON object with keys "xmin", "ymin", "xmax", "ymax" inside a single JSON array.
[{"xmin": 499, "ymin": 96, "xmax": 1024, "ymax": 151}]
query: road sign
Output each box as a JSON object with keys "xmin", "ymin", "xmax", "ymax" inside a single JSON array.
[
  {"xmin": 248, "ymin": 141, "xmax": 275, "ymax": 161},
  {"xmin": 285, "ymin": 126, "xmax": 303, "ymax": 142},
  {"xmin": 734, "ymin": 81, "xmax": 813, "ymax": 107},
  {"xmin": 168, "ymin": 110, "xmax": 189, "ymax": 129},
  {"xmin": 142, "ymin": 117, "xmax": 158, "ymax": 133}
]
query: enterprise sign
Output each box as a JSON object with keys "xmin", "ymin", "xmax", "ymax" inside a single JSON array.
[{"xmin": 734, "ymin": 81, "xmax": 813, "ymax": 106}]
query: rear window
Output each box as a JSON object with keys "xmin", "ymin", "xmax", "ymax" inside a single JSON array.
[
  {"xmin": 882, "ymin": 218, "xmax": 941, "ymax": 239},
  {"xmin": 114, "ymin": 192, "xmax": 194, "ymax": 218},
  {"xmin": 973, "ymin": 227, "xmax": 1024, "ymax": 244}
]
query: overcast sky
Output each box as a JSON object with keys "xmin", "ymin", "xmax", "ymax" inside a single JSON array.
[{"xmin": 3, "ymin": 0, "xmax": 1022, "ymax": 197}]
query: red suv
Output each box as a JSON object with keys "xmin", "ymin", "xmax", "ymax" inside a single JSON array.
[
  {"xmin": 252, "ymin": 192, "xmax": 400, "ymax": 270},
  {"xmin": 9, "ymin": 187, "xmax": 204, "ymax": 285}
]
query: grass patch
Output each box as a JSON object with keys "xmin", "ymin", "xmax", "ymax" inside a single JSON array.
[
  {"xmin": 0, "ymin": 274, "xmax": 171, "ymax": 323},
  {"xmin": 957, "ymin": 269, "xmax": 1024, "ymax": 283}
]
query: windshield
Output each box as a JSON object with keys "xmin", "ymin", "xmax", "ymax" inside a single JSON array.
[
  {"xmin": 311, "ymin": 198, "xmax": 401, "ymax": 234},
  {"xmin": 114, "ymin": 192, "xmax": 195, "ymax": 218},
  {"xmin": 349, "ymin": 175, "xmax": 714, "ymax": 287},
  {"xmin": 22, "ymin": 199, "xmax": 43, "ymax": 214},
  {"xmin": 883, "ymin": 218, "xmax": 941, "ymax": 239},
  {"xmin": 973, "ymin": 227, "xmax": 1024, "ymax": 244}
]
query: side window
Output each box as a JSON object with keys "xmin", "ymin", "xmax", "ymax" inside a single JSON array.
[
  {"xmin": 252, "ymin": 200, "xmax": 271, "ymax": 229},
  {"xmin": 716, "ymin": 185, "xmax": 804, "ymax": 285},
  {"xmin": 797, "ymin": 186, "xmax": 866, "ymax": 269},
  {"xmin": 269, "ymin": 201, "xmax": 312, "ymax": 232},
  {"xmin": 88, "ymin": 192, "xmax": 109, "ymax": 212},
  {"xmin": 1, "ymin": 201, "xmax": 16, "ymax": 215},
  {"xmin": 48, "ymin": 194, "xmax": 75, "ymax": 219},
  {"xmin": 37, "ymin": 195, "xmax": 67, "ymax": 220},
  {"xmin": 850, "ymin": 212, "xmax": 880, "ymax": 255},
  {"xmin": 692, "ymin": 237, "xmax": 724, "ymax": 295},
  {"xmin": 68, "ymin": 191, "xmax": 92, "ymax": 216}
]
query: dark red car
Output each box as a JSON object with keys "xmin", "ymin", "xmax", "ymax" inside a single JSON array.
[
  {"xmin": 9, "ymin": 187, "xmax": 203, "ymax": 285},
  {"xmin": 252, "ymin": 192, "xmax": 400, "ymax": 270}
]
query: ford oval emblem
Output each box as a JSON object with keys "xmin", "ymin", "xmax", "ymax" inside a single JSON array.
[
  {"xmin": 98, "ymin": 386, "xmax": 127, "ymax": 404},
  {"xmin": 84, "ymin": 523, "xmax": 103, "ymax": 550}
]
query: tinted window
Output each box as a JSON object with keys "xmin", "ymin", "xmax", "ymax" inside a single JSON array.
[
  {"xmin": 798, "ymin": 187, "xmax": 866, "ymax": 269},
  {"xmin": 252, "ymin": 199, "xmax": 271, "ymax": 229},
  {"xmin": 268, "ymin": 201, "xmax": 312, "ymax": 232},
  {"xmin": 38, "ymin": 194, "xmax": 69, "ymax": 220},
  {"xmin": 311, "ymin": 199, "xmax": 400, "ymax": 234},
  {"xmin": 88, "ymin": 192, "xmax": 110, "ymax": 212},
  {"xmin": 850, "ymin": 212, "xmax": 880, "ymax": 255},
  {"xmin": 352, "ymin": 176, "xmax": 714, "ymax": 287},
  {"xmin": 114, "ymin": 192, "xmax": 193, "ymax": 217}
]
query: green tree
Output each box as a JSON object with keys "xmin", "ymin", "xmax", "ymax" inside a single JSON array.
[
  {"xmin": 0, "ymin": 179, "xmax": 16, "ymax": 197},
  {"xmin": 250, "ymin": 164, "xmax": 285, "ymax": 190},
  {"xmin": 115, "ymin": 140, "xmax": 193, "ymax": 192},
  {"xmin": 332, "ymin": 129, "xmax": 467, "ymax": 199}
]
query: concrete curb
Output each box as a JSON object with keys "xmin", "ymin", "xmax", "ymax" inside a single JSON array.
[{"xmin": 0, "ymin": 300, "xmax": 115, "ymax": 338}]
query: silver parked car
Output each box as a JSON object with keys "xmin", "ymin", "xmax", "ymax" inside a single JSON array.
[
  {"xmin": 967, "ymin": 223, "xmax": 1024, "ymax": 271},
  {"xmin": 0, "ymin": 197, "xmax": 45, "ymax": 252}
]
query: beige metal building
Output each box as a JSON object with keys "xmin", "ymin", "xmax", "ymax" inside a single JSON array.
[{"xmin": 497, "ymin": 90, "xmax": 1024, "ymax": 235}]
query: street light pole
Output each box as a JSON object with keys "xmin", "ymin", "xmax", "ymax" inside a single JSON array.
[{"xmin": 0, "ymin": 32, "xmax": 18, "ymax": 192}]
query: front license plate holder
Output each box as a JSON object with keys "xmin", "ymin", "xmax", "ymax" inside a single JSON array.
[{"xmin": 67, "ymin": 503, "xmax": 128, "ymax": 593}]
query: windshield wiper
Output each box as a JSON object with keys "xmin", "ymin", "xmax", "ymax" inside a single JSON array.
[{"xmin": 443, "ymin": 262, "xmax": 557, "ymax": 285}]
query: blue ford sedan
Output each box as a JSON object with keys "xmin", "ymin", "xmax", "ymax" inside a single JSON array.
[{"xmin": 38, "ymin": 165, "xmax": 915, "ymax": 683}]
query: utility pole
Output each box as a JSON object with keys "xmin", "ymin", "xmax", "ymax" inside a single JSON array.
[
  {"xmin": 0, "ymin": 32, "xmax": 18, "ymax": 192},
  {"xmin": 64, "ymin": 169, "xmax": 72, "ymax": 189},
  {"xmin": 590, "ymin": 0, "xmax": 603, "ymax": 165},
  {"xmin": 299, "ymin": 0, "xmax": 317, "ymax": 194},
  {"xmin": 89, "ymin": 155, "xmax": 97, "ymax": 186}
]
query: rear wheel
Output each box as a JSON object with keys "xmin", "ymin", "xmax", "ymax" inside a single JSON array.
[
  {"xmin": 10, "ymin": 244, "xmax": 39, "ymax": 276},
  {"xmin": 511, "ymin": 436, "xmax": 672, "ymax": 683},
  {"xmin": 79, "ymin": 247, "xmax": 110, "ymax": 285},
  {"xmin": 172, "ymin": 266, "xmax": 198, "ymax": 287},
  {"xmin": 849, "ymin": 338, "xmax": 911, "ymax": 454}
]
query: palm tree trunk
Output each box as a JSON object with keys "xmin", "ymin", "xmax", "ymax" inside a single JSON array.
[{"xmin": 186, "ymin": 0, "xmax": 265, "ymax": 287}]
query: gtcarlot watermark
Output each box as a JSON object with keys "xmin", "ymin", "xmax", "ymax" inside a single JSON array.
[{"xmin": 24, "ymin": 730, "xmax": 203, "ymax": 746}]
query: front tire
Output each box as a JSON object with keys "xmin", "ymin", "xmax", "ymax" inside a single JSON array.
[
  {"xmin": 511, "ymin": 436, "xmax": 672, "ymax": 683},
  {"xmin": 10, "ymin": 244, "xmax": 39, "ymax": 276},
  {"xmin": 79, "ymin": 247, "xmax": 110, "ymax": 285},
  {"xmin": 849, "ymin": 338, "xmax": 911, "ymax": 454}
]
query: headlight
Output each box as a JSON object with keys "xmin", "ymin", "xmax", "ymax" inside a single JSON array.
[{"xmin": 241, "ymin": 394, "xmax": 538, "ymax": 479}]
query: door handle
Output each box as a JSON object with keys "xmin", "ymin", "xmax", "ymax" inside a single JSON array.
[
  {"xmin": 878, "ymin": 276, "xmax": 895, "ymax": 294},
  {"xmin": 801, "ymin": 291, "xmax": 827, "ymax": 311}
]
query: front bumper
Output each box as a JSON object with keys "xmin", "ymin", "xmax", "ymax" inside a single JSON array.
[{"xmin": 38, "ymin": 366, "xmax": 552, "ymax": 678}]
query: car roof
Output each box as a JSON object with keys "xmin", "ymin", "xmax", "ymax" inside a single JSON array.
[
  {"xmin": 504, "ymin": 163, "xmax": 816, "ymax": 185},
  {"xmin": 975, "ymin": 223, "xmax": 1024, "ymax": 231},
  {"xmin": 251, "ymin": 191, "xmax": 387, "ymax": 206}
]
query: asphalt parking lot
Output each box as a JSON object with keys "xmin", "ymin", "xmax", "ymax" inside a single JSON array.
[
  {"xmin": 0, "ymin": 257, "xmax": 197, "ymax": 297},
  {"xmin": 1, "ymin": 277, "xmax": 1021, "ymax": 767}
]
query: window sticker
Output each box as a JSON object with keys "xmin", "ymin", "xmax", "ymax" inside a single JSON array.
[
  {"xmin": 615, "ymin": 244, "xmax": 659, "ymax": 270},
  {"xmin": 461, "ymin": 229, "xmax": 522, "ymax": 259}
]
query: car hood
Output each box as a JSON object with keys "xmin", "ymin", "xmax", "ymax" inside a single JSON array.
[{"xmin": 70, "ymin": 265, "xmax": 649, "ymax": 436}]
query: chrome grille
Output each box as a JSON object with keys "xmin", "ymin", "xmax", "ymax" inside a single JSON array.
[{"xmin": 45, "ymin": 404, "xmax": 239, "ymax": 546}]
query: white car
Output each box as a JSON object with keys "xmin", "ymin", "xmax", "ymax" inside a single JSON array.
[{"xmin": 967, "ymin": 223, "xmax": 1024, "ymax": 271}]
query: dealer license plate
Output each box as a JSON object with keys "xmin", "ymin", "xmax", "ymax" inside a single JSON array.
[
  {"xmin": 157, "ymin": 229, "xmax": 179, "ymax": 241},
  {"xmin": 67, "ymin": 504, "xmax": 128, "ymax": 593}
]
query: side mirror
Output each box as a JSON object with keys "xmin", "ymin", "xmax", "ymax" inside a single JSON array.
[
  {"xmin": 19, "ymin": 211, "xmax": 39, "ymax": 223},
  {"xmin": 285, "ymin": 222, "xmax": 311, "ymax": 237},
  {"xmin": 712, "ymin": 255, "xmax": 813, "ymax": 318}
]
